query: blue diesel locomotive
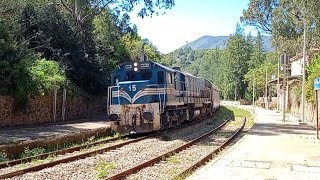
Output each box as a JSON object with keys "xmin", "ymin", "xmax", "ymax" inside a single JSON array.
[{"xmin": 107, "ymin": 61, "xmax": 220, "ymax": 133}]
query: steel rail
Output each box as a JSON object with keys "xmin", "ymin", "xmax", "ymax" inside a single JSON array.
[
  {"xmin": 105, "ymin": 115, "xmax": 232, "ymax": 180},
  {"xmin": 0, "ymin": 134, "xmax": 131, "ymax": 169},
  {"xmin": 174, "ymin": 116, "xmax": 247, "ymax": 179},
  {"xmin": 0, "ymin": 113, "xmax": 211, "ymax": 169},
  {"xmin": 0, "ymin": 111, "xmax": 221, "ymax": 179},
  {"xmin": 0, "ymin": 135, "xmax": 148, "ymax": 179}
]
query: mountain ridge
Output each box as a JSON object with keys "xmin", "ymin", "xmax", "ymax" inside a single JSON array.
[{"xmin": 179, "ymin": 35, "xmax": 273, "ymax": 52}]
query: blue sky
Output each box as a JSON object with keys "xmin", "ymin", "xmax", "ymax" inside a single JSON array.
[{"xmin": 129, "ymin": 0, "xmax": 255, "ymax": 53}]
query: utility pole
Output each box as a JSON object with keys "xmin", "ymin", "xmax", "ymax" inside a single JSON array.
[
  {"xmin": 277, "ymin": 55, "xmax": 280, "ymax": 112},
  {"xmin": 282, "ymin": 53, "xmax": 289, "ymax": 122},
  {"xmin": 140, "ymin": 43, "xmax": 145, "ymax": 61},
  {"xmin": 301, "ymin": 17, "xmax": 307, "ymax": 123},
  {"xmin": 265, "ymin": 67, "xmax": 268, "ymax": 109},
  {"xmin": 234, "ymin": 80, "xmax": 237, "ymax": 102},
  {"xmin": 253, "ymin": 73, "xmax": 255, "ymax": 106}
]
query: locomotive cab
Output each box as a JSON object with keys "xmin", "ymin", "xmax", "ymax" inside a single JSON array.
[{"xmin": 107, "ymin": 61, "xmax": 168, "ymax": 133}]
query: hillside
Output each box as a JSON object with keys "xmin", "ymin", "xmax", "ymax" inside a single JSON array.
[{"xmin": 183, "ymin": 35, "xmax": 273, "ymax": 52}]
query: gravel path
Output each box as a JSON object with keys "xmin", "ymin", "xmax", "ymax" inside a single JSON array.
[
  {"xmin": 125, "ymin": 118, "xmax": 243, "ymax": 180},
  {"xmin": 8, "ymin": 115, "xmax": 228, "ymax": 180}
]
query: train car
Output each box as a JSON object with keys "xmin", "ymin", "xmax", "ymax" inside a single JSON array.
[{"xmin": 107, "ymin": 61, "xmax": 220, "ymax": 133}]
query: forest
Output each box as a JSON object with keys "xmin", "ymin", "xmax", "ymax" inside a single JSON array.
[
  {"xmin": 1, "ymin": 0, "xmax": 320, "ymax": 106},
  {"xmin": 165, "ymin": 0, "xmax": 320, "ymax": 103},
  {"xmin": 0, "ymin": 0, "xmax": 173, "ymax": 107},
  {"xmin": 163, "ymin": 25, "xmax": 277, "ymax": 102}
]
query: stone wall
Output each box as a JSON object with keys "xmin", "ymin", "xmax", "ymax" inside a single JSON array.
[
  {"xmin": 288, "ymin": 82, "xmax": 317, "ymax": 126},
  {"xmin": 290, "ymin": 102, "xmax": 316, "ymax": 125},
  {"xmin": 0, "ymin": 95, "xmax": 107, "ymax": 127}
]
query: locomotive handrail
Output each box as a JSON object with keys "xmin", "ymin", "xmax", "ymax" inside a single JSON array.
[
  {"xmin": 145, "ymin": 84, "xmax": 160, "ymax": 112},
  {"xmin": 107, "ymin": 86, "xmax": 120, "ymax": 115},
  {"xmin": 145, "ymin": 84, "xmax": 167, "ymax": 113}
]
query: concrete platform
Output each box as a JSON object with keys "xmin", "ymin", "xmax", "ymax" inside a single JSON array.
[
  {"xmin": 188, "ymin": 106, "xmax": 320, "ymax": 180},
  {"xmin": 0, "ymin": 119, "xmax": 110, "ymax": 145},
  {"xmin": 0, "ymin": 119, "xmax": 110, "ymax": 157}
]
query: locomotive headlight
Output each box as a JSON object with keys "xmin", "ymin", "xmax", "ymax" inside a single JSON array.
[
  {"xmin": 134, "ymin": 67, "xmax": 138, "ymax": 71},
  {"xmin": 134, "ymin": 62, "xmax": 138, "ymax": 67}
]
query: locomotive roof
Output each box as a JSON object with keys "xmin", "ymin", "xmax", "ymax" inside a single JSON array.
[
  {"xmin": 152, "ymin": 61, "xmax": 176, "ymax": 72},
  {"xmin": 112, "ymin": 60, "xmax": 219, "ymax": 91},
  {"xmin": 153, "ymin": 62, "xmax": 199, "ymax": 78}
]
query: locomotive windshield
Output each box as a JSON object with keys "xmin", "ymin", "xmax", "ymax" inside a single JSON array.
[{"xmin": 125, "ymin": 69, "xmax": 152, "ymax": 81}]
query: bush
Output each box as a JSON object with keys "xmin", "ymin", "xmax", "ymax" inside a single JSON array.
[
  {"xmin": 306, "ymin": 53, "xmax": 320, "ymax": 104},
  {"xmin": 28, "ymin": 58, "xmax": 65, "ymax": 94},
  {"xmin": 12, "ymin": 56, "xmax": 65, "ymax": 108}
]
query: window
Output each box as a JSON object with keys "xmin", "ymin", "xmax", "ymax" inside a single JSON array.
[
  {"xmin": 157, "ymin": 71, "xmax": 165, "ymax": 84},
  {"xmin": 125, "ymin": 72, "xmax": 136, "ymax": 81},
  {"xmin": 141, "ymin": 70, "xmax": 152, "ymax": 80},
  {"xmin": 125, "ymin": 69, "xmax": 152, "ymax": 81}
]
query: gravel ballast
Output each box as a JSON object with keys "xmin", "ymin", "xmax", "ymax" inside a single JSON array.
[{"xmin": 8, "ymin": 115, "xmax": 229, "ymax": 180}]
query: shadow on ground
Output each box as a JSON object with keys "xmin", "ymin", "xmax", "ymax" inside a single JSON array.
[{"xmin": 249, "ymin": 123, "xmax": 316, "ymax": 136}]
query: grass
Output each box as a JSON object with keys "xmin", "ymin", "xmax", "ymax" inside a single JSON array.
[
  {"xmin": 167, "ymin": 169, "xmax": 179, "ymax": 175},
  {"xmin": 172, "ymin": 169, "xmax": 193, "ymax": 180},
  {"xmin": 95, "ymin": 162, "xmax": 116, "ymax": 179},
  {"xmin": 9, "ymin": 139, "xmax": 19, "ymax": 145},
  {"xmin": 21, "ymin": 147, "xmax": 46, "ymax": 158},
  {"xmin": 12, "ymin": 132, "xmax": 125, "ymax": 160},
  {"xmin": 223, "ymin": 132, "xmax": 229, "ymax": 138},
  {"xmin": 4, "ymin": 133, "xmax": 126, "ymax": 169},
  {"xmin": 16, "ymin": 163, "xmax": 28, "ymax": 169},
  {"xmin": 15, "ymin": 154, "xmax": 58, "ymax": 170},
  {"xmin": 167, "ymin": 156, "xmax": 180, "ymax": 164},
  {"xmin": 29, "ymin": 154, "xmax": 57, "ymax": 166},
  {"xmin": 0, "ymin": 132, "xmax": 125, "ymax": 166},
  {"xmin": 225, "ymin": 106, "xmax": 255, "ymax": 129},
  {"xmin": 207, "ymin": 106, "xmax": 232, "ymax": 125}
]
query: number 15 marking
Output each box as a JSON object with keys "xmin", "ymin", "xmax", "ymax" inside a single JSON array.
[{"xmin": 129, "ymin": 85, "xmax": 136, "ymax": 91}]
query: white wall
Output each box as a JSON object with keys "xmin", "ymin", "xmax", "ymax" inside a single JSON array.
[{"xmin": 291, "ymin": 58, "xmax": 303, "ymax": 76}]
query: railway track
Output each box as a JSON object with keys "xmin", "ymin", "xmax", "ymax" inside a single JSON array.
[
  {"xmin": 175, "ymin": 116, "xmax": 246, "ymax": 179},
  {"xmin": 109, "ymin": 116, "xmax": 245, "ymax": 180},
  {"xmin": 0, "ymin": 135, "xmax": 146, "ymax": 179},
  {"xmin": 0, "ymin": 113, "xmax": 218, "ymax": 179},
  {"xmin": 0, "ymin": 134, "xmax": 129, "ymax": 169}
]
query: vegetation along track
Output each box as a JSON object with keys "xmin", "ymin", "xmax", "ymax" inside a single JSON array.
[
  {"xmin": 0, "ymin": 109, "xmax": 225, "ymax": 179},
  {"xmin": 3, "ymin": 108, "xmax": 230, "ymax": 180},
  {"xmin": 124, "ymin": 116, "xmax": 246, "ymax": 180}
]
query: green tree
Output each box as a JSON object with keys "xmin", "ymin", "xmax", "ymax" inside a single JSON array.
[
  {"xmin": 57, "ymin": 0, "xmax": 175, "ymax": 28},
  {"xmin": 223, "ymin": 24, "xmax": 251, "ymax": 100},
  {"xmin": 306, "ymin": 53, "xmax": 320, "ymax": 103},
  {"xmin": 244, "ymin": 52, "xmax": 277, "ymax": 102},
  {"xmin": 0, "ymin": 0, "xmax": 172, "ymax": 104},
  {"xmin": 241, "ymin": 0, "xmax": 320, "ymax": 55},
  {"xmin": 11, "ymin": 56, "xmax": 65, "ymax": 107},
  {"xmin": 121, "ymin": 34, "xmax": 161, "ymax": 62}
]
